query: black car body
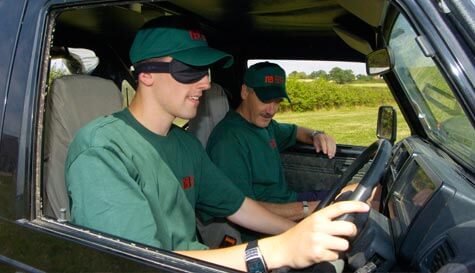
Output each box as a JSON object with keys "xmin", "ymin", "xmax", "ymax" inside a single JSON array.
[{"xmin": 1, "ymin": 0, "xmax": 474, "ymax": 272}]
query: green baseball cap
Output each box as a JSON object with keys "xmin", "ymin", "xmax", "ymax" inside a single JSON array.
[
  {"xmin": 130, "ymin": 16, "xmax": 233, "ymax": 68},
  {"xmin": 244, "ymin": 62, "xmax": 290, "ymax": 102}
]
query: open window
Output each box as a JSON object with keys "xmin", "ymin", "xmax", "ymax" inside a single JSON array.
[
  {"xmin": 247, "ymin": 59, "xmax": 410, "ymax": 147},
  {"xmin": 34, "ymin": 2, "xmax": 230, "ymax": 271}
]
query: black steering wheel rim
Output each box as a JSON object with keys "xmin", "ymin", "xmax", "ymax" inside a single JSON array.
[{"xmin": 316, "ymin": 139, "xmax": 392, "ymax": 211}]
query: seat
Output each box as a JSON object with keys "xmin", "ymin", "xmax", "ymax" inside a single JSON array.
[
  {"xmin": 188, "ymin": 83, "xmax": 243, "ymax": 247},
  {"xmin": 43, "ymin": 75, "xmax": 123, "ymax": 220},
  {"xmin": 188, "ymin": 82, "xmax": 230, "ymax": 147}
]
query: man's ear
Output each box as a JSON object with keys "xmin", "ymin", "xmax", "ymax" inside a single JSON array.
[
  {"xmin": 138, "ymin": 72, "xmax": 154, "ymax": 87},
  {"xmin": 241, "ymin": 84, "xmax": 249, "ymax": 100}
]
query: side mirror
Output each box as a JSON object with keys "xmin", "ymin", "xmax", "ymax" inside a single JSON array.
[
  {"xmin": 366, "ymin": 48, "xmax": 392, "ymax": 75},
  {"xmin": 377, "ymin": 106, "xmax": 397, "ymax": 144}
]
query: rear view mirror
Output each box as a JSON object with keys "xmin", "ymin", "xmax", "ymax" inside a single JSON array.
[
  {"xmin": 377, "ymin": 106, "xmax": 397, "ymax": 144},
  {"xmin": 366, "ymin": 49, "xmax": 392, "ymax": 75}
]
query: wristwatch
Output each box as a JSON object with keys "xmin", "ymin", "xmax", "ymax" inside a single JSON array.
[
  {"xmin": 302, "ymin": 200, "xmax": 309, "ymax": 217},
  {"xmin": 311, "ymin": 130, "xmax": 325, "ymax": 138},
  {"xmin": 245, "ymin": 240, "xmax": 268, "ymax": 273}
]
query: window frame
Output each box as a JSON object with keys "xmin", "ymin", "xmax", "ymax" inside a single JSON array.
[{"xmin": 31, "ymin": 3, "xmax": 233, "ymax": 272}]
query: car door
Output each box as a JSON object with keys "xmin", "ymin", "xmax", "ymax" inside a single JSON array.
[
  {"xmin": 273, "ymin": 65, "xmax": 410, "ymax": 193},
  {"xmin": 281, "ymin": 142, "xmax": 366, "ymax": 192},
  {"xmin": 0, "ymin": 1, "xmax": 236, "ymax": 272}
]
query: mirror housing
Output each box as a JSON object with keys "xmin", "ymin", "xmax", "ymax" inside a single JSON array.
[
  {"xmin": 377, "ymin": 106, "xmax": 397, "ymax": 144},
  {"xmin": 366, "ymin": 48, "xmax": 392, "ymax": 75}
]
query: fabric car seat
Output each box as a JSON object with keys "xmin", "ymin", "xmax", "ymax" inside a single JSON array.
[
  {"xmin": 43, "ymin": 75, "xmax": 123, "ymax": 220},
  {"xmin": 188, "ymin": 83, "xmax": 243, "ymax": 247},
  {"xmin": 188, "ymin": 82, "xmax": 230, "ymax": 147}
]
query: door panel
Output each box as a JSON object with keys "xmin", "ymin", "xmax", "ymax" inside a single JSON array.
[
  {"xmin": 0, "ymin": 218, "xmax": 163, "ymax": 272},
  {"xmin": 281, "ymin": 143, "xmax": 366, "ymax": 192}
]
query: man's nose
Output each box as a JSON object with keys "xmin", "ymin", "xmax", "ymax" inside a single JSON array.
[
  {"xmin": 197, "ymin": 75, "xmax": 211, "ymax": 90},
  {"xmin": 266, "ymin": 101, "xmax": 279, "ymax": 114}
]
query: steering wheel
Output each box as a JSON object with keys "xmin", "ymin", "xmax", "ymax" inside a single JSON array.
[{"xmin": 315, "ymin": 139, "xmax": 392, "ymax": 211}]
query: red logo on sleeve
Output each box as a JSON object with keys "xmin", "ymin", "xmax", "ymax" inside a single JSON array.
[{"xmin": 182, "ymin": 176, "xmax": 195, "ymax": 189}]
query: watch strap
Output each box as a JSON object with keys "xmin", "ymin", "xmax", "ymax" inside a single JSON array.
[
  {"xmin": 245, "ymin": 240, "xmax": 268, "ymax": 273},
  {"xmin": 302, "ymin": 200, "xmax": 309, "ymax": 217},
  {"xmin": 311, "ymin": 130, "xmax": 325, "ymax": 137}
]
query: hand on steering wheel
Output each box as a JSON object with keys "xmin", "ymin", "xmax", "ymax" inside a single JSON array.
[{"xmin": 316, "ymin": 139, "xmax": 392, "ymax": 215}]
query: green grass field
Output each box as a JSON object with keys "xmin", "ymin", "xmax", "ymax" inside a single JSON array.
[
  {"xmin": 178, "ymin": 105, "xmax": 411, "ymax": 146},
  {"xmin": 275, "ymin": 106, "xmax": 411, "ymax": 146}
]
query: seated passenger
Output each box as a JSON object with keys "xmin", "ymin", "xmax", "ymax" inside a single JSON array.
[
  {"xmin": 207, "ymin": 62, "xmax": 357, "ymax": 240},
  {"xmin": 66, "ymin": 15, "xmax": 369, "ymax": 271}
]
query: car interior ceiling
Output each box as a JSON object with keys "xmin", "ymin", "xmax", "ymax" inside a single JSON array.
[
  {"xmin": 54, "ymin": 1, "xmax": 386, "ymax": 58},
  {"xmin": 51, "ymin": 0, "xmax": 386, "ymax": 105}
]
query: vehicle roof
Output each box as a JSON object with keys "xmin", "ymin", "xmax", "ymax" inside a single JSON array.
[{"xmin": 53, "ymin": 0, "xmax": 388, "ymax": 64}]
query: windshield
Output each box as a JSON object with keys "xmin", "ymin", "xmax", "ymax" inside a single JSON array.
[{"xmin": 388, "ymin": 14, "xmax": 475, "ymax": 168}]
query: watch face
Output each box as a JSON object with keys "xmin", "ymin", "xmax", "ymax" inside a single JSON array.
[
  {"xmin": 247, "ymin": 259, "xmax": 267, "ymax": 273},
  {"xmin": 245, "ymin": 241, "xmax": 268, "ymax": 273}
]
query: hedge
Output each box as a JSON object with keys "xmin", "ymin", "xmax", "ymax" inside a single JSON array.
[{"xmin": 281, "ymin": 79, "xmax": 395, "ymax": 112}]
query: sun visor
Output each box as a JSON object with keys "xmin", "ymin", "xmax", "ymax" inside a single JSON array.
[
  {"xmin": 333, "ymin": 26, "xmax": 373, "ymax": 55},
  {"xmin": 336, "ymin": 0, "xmax": 389, "ymax": 27}
]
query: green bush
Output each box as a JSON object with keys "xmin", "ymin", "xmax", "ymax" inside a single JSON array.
[{"xmin": 281, "ymin": 79, "xmax": 394, "ymax": 112}]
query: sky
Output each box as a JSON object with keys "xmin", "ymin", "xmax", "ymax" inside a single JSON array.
[{"xmin": 248, "ymin": 59, "xmax": 368, "ymax": 76}]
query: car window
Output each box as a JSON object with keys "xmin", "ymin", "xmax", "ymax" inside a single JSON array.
[
  {"xmin": 249, "ymin": 60, "xmax": 410, "ymax": 146},
  {"xmin": 388, "ymin": 14, "xmax": 475, "ymax": 169}
]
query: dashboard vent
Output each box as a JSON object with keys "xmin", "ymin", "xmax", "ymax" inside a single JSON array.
[{"xmin": 429, "ymin": 240, "xmax": 455, "ymax": 273}]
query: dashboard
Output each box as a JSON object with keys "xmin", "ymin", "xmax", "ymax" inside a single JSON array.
[{"xmin": 380, "ymin": 137, "xmax": 475, "ymax": 272}]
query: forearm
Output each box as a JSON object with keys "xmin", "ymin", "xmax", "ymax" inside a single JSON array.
[
  {"xmin": 176, "ymin": 236, "xmax": 286, "ymax": 271},
  {"xmin": 296, "ymin": 126, "xmax": 314, "ymax": 144},
  {"xmin": 296, "ymin": 126, "xmax": 336, "ymax": 158},
  {"xmin": 176, "ymin": 244, "xmax": 247, "ymax": 271},
  {"xmin": 227, "ymin": 197, "xmax": 296, "ymax": 235},
  {"xmin": 258, "ymin": 201, "xmax": 309, "ymax": 221},
  {"xmin": 180, "ymin": 201, "xmax": 371, "ymax": 271}
]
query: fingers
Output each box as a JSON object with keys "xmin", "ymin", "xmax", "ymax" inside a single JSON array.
[
  {"xmin": 310, "ymin": 219, "xmax": 358, "ymax": 238},
  {"xmin": 314, "ymin": 134, "xmax": 336, "ymax": 159},
  {"xmin": 307, "ymin": 238, "xmax": 345, "ymax": 262},
  {"xmin": 282, "ymin": 223, "xmax": 353, "ymax": 267},
  {"xmin": 280, "ymin": 201, "xmax": 369, "ymax": 269},
  {"xmin": 315, "ymin": 134, "xmax": 325, "ymax": 154},
  {"xmin": 309, "ymin": 230, "xmax": 351, "ymax": 251},
  {"xmin": 327, "ymin": 135, "xmax": 336, "ymax": 158},
  {"xmin": 302, "ymin": 220, "xmax": 356, "ymax": 264},
  {"xmin": 312, "ymin": 201, "xmax": 370, "ymax": 221}
]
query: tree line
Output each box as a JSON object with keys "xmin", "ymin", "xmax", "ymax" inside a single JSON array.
[{"xmin": 288, "ymin": 67, "xmax": 379, "ymax": 84}]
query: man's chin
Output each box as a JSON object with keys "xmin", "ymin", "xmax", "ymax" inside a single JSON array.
[
  {"xmin": 256, "ymin": 119, "xmax": 271, "ymax": 128},
  {"xmin": 176, "ymin": 111, "xmax": 197, "ymax": 121}
]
